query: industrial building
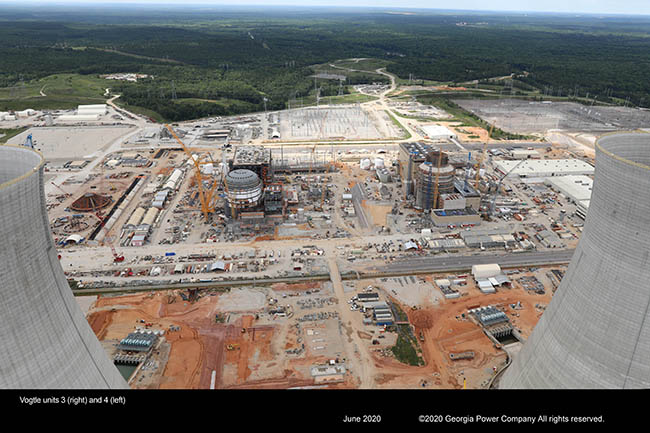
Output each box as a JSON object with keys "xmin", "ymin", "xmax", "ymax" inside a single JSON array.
[
  {"xmin": 431, "ymin": 208, "xmax": 481, "ymax": 227},
  {"xmin": 421, "ymin": 124, "xmax": 457, "ymax": 140},
  {"xmin": 494, "ymin": 159, "xmax": 594, "ymax": 178},
  {"xmin": 509, "ymin": 149, "xmax": 540, "ymax": 159},
  {"xmin": 231, "ymin": 145, "xmax": 273, "ymax": 185},
  {"xmin": 501, "ymin": 132, "xmax": 650, "ymax": 389},
  {"xmin": 545, "ymin": 175, "xmax": 592, "ymax": 219},
  {"xmin": 461, "ymin": 229, "xmax": 517, "ymax": 249},
  {"xmin": 0, "ymin": 144, "xmax": 127, "ymax": 388},
  {"xmin": 414, "ymin": 152, "xmax": 455, "ymax": 210},
  {"xmin": 399, "ymin": 143, "xmax": 455, "ymax": 208}
]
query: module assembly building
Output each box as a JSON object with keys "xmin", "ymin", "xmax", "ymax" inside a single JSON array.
[
  {"xmin": 0, "ymin": 144, "xmax": 127, "ymax": 389},
  {"xmin": 500, "ymin": 131, "xmax": 650, "ymax": 389}
]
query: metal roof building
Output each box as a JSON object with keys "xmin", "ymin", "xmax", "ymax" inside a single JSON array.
[{"xmin": 494, "ymin": 159, "xmax": 594, "ymax": 178}]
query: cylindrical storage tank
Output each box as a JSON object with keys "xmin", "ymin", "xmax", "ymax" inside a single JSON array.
[
  {"xmin": 415, "ymin": 160, "xmax": 455, "ymax": 209},
  {"xmin": 224, "ymin": 169, "xmax": 263, "ymax": 218},
  {"xmin": 0, "ymin": 145, "xmax": 127, "ymax": 388},
  {"xmin": 374, "ymin": 157, "xmax": 385, "ymax": 169},
  {"xmin": 501, "ymin": 132, "xmax": 650, "ymax": 389},
  {"xmin": 360, "ymin": 159, "xmax": 371, "ymax": 170}
]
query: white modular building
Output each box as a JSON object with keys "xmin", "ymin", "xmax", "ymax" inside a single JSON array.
[
  {"xmin": 421, "ymin": 124, "xmax": 457, "ymax": 140},
  {"xmin": 472, "ymin": 263, "xmax": 501, "ymax": 280}
]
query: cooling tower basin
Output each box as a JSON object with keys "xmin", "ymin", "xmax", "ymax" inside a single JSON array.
[
  {"xmin": 70, "ymin": 192, "xmax": 112, "ymax": 212},
  {"xmin": 500, "ymin": 131, "xmax": 650, "ymax": 389},
  {"xmin": 0, "ymin": 145, "xmax": 127, "ymax": 389}
]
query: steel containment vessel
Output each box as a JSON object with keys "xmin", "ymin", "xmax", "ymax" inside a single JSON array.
[
  {"xmin": 500, "ymin": 132, "xmax": 650, "ymax": 389},
  {"xmin": 0, "ymin": 144, "xmax": 127, "ymax": 389}
]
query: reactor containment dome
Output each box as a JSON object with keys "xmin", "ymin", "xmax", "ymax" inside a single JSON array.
[
  {"xmin": 500, "ymin": 132, "xmax": 650, "ymax": 389},
  {"xmin": 0, "ymin": 145, "xmax": 127, "ymax": 389}
]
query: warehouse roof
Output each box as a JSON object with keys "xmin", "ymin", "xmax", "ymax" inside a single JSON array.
[
  {"xmin": 545, "ymin": 175, "xmax": 593, "ymax": 202},
  {"xmin": 494, "ymin": 159, "xmax": 594, "ymax": 177}
]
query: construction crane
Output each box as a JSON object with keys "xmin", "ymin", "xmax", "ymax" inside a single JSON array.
[
  {"xmin": 309, "ymin": 143, "xmax": 317, "ymax": 175},
  {"xmin": 50, "ymin": 182, "xmax": 71, "ymax": 198},
  {"xmin": 89, "ymin": 212, "xmax": 124, "ymax": 262},
  {"xmin": 489, "ymin": 159, "xmax": 526, "ymax": 216},
  {"xmin": 165, "ymin": 124, "xmax": 218, "ymax": 222},
  {"xmin": 22, "ymin": 133, "xmax": 34, "ymax": 149},
  {"xmin": 474, "ymin": 123, "xmax": 495, "ymax": 189},
  {"xmin": 431, "ymin": 149, "xmax": 443, "ymax": 210}
]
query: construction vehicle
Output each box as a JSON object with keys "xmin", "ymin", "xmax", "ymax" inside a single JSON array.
[
  {"xmin": 226, "ymin": 344, "xmax": 240, "ymax": 351},
  {"xmin": 111, "ymin": 245, "xmax": 125, "ymax": 263}
]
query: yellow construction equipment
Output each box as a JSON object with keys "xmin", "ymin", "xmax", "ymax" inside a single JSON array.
[
  {"xmin": 432, "ymin": 149, "xmax": 443, "ymax": 209},
  {"xmin": 474, "ymin": 123, "xmax": 495, "ymax": 189},
  {"xmin": 165, "ymin": 124, "xmax": 218, "ymax": 221},
  {"xmin": 309, "ymin": 143, "xmax": 316, "ymax": 175},
  {"xmin": 226, "ymin": 344, "xmax": 240, "ymax": 351}
]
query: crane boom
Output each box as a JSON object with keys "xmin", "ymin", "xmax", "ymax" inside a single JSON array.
[
  {"xmin": 475, "ymin": 123, "xmax": 495, "ymax": 188},
  {"xmin": 165, "ymin": 124, "xmax": 216, "ymax": 222},
  {"xmin": 489, "ymin": 159, "xmax": 526, "ymax": 216},
  {"xmin": 432, "ymin": 150, "xmax": 443, "ymax": 210}
]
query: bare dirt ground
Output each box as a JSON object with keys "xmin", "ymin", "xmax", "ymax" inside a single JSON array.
[
  {"xmin": 361, "ymin": 271, "xmax": 555, "ymax": 389},
  {"xmin": 85, "ymin": 287, "xmax": 345, "ymax": 389},
  {"xmin": 362, "ymin": 201, "xmax": 392, "ymax": 227}
]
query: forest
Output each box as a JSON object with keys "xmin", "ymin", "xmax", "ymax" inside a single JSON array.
[{"xmin": 1, "ymin": 5, "xmax": 650, "ymax": 121}]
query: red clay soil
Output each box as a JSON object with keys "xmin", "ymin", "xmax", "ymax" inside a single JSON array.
[
  {"xmin": 271, "ymin": 281, "xmax": 322, "ymax": 292},
  {"xmin": 87, "ymin": 310, "xmax": 112, "ymax": 340}
]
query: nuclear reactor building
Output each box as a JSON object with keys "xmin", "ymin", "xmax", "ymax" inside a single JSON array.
[
  {"xmin": 0, "ymin": 145, "xmax": 127, "ymax": 389},
  {"xmin": 500, "ymin": 132, "xmax": 650, "ymax": 389}
]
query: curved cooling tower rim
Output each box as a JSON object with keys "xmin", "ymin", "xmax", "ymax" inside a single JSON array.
[
  {"xmin": 595, "ymin": 130, "xmax": 650, "ymax": 171},
  {"xmin": 0, "ymin": 144, "xmax": 45, "ymax": 190}
]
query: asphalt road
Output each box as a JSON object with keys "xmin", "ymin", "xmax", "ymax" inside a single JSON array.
[{"xmin": 375, "ymin": 249, "xmax": 575, "ymax": 274}]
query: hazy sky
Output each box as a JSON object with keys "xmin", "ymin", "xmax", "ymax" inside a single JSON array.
[{"xmin": 2, "ymin": 0, "xmax": 649, "ymax": 15}]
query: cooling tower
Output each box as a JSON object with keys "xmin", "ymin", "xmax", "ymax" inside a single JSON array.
[
  {"xmin": 500, "ymin": 132, "xmax": 650, "ymax": 389},
  {"xmin": 0, "ymin": 145, "xmax": 127, "ymax": 389}
]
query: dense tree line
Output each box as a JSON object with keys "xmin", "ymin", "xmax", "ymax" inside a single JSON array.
[{"xmin": 2, "ymin": 8, "xmax": 650, "ymax": 120}]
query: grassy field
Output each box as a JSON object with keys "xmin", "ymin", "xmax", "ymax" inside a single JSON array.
[
  {"xmin": 331, "ymin": 58, "xmax": 390, "ymax": 72},
  {"xmin": 0, "ymin": 127, "xmax": 28, "ymax": 143},
  {"xmin": 310, "ymin": 61, "xmax": 390, "ymax": 84},
  {"xmin": 385, "ymin": 109, "xmax": 412, "ymax": 139},
  {"xmin": 112, "ymin": 99, "xmax": 167, "ymax": 123},
  {"xmin": 0, "ymin": 73, "xmax": 108, "ymax": 111}
]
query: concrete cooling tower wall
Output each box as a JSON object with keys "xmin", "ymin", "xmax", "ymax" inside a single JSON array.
[
  {"xmin": 0, "ymin": 145, "xmax": 127, "ymax": 389},
  {"xmin": 500, "ymin": 131, "xmax": 650, "ymax": 389}
]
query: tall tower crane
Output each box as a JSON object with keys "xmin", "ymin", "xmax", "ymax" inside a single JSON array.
[
  {"xmin": 165, "ymin": 124, "xmax": 218, "ymax": 222},
  {"xmin": 474, "ymin": 123, "xmax": 496, "ymax": 189},
  {"xmin": 489, "ymin": 159, "xmax": 526, "ymax": 216}
]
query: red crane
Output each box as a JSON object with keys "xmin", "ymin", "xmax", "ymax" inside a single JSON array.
[{"xmin": 90, "ymin": 212, "xmax": 124, "ymax": 262}]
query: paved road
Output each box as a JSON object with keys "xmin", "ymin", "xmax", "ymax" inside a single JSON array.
[
  {"xmin": 375, "ymin": 249, "xmax": 575, "ymax": 274},
  {"xmin": 327, "ymin": 257, "xmax": 375, "ymax": 388}
]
